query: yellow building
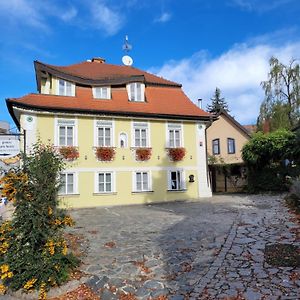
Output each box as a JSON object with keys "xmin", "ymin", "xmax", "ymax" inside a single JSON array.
[
  {"xmin": 7, "ymin": 58, "xmax": 212, "ymax": 207},
  {"xmin": 206, "ymin": 110, "xmax": 251, "ymax": 193}
]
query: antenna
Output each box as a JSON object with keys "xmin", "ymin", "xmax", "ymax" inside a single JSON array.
[
  {"xmin": 122, "ymin": 35, "xmax": 132, "ymax": 53},
  {"xmin": 122, "ymin": 35, "xmax": 133, "ymax": 66}
]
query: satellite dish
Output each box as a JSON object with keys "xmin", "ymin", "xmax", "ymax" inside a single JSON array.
[{"xmin": 122, "ymin": 55, "xmax": 133, "ymax": 66}]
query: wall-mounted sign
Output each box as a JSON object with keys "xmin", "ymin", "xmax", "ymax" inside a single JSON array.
[{"xmin": 0, "ymin": 139, "xmax": 20, "ymax": 158}]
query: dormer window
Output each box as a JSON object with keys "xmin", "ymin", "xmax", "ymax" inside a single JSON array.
[
  {"xmin": 93, "ymin": 86, "xmax": 111, "ymax": 99},
  {"xmin": 57, "ymin": 79, "xmax": 75, "ymax": 96},
  {"xmin": 127, "ymin": 82, "xmax": 145, "ymax": 102}
]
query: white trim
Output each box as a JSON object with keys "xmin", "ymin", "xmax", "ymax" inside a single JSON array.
[
  {"xmin": 56, "ymin": 78, "xmax": 75, "ymax": 96},
  {"xmin": 54, "ymin": 116, "xmax": 78, "ymax": 147},
  {"xmin": 119, "ymin": 132, "xmax": 128, "ymax": 148},
  {"xmin": 167, "ymin": 169, "xmax": 186, "ymax": 191},
  {"xmin": 94, "ymin": 171, "xmax": 116, "ymax": 193},
  {"xmin": 132, "ymin": 170, "xmax": 152, "ymax": 192},
  {"xmin": 166, "ymin": 122, "xmax": 184, "ymax": 148},
  {"xmin": 131, "ymin": 120, "xmax": 149, "ymax": 147},
  {"xmin": 127, "ymin": 82, "xmax": 145, "ymax": 102},
  {"xmin": 92, "ymin": 86, "xmax": 111, "ymax": 99},
  {"xmin": 58, "ymin": 171, "xmax": 78, "ymax": 195},
  {"xmin": 94, "ymin": 118, "xmax": 115, "ymax": 147}
]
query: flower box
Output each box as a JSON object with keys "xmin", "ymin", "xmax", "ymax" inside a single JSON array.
[
  {"xmin": 135, "ymin": 148, "xmax": 152, "ymax": 161},
  {"xmin": 59, "ymin": 146, "xmax": 79, "ymax": 161},
  {"xmin": 167, "ymin": 147, "xmax": 186, "ymax": 161},
  {"xmin": 95, "ymin": 147, "xmax": 115, "ymax": 161}
]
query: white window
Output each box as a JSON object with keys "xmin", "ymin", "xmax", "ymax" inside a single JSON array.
[
  {"xmin": 95, "ymin": 120, "xmax": 113, "ymax": 147},
  {"xmin": 57, "ymin": 79, "xmax": 75, "ymax": 96},
  {"xmin": 168, "ymin": 170, "xmax": 185, "ymax": 191},
  {"xmin": 59, "ymin": 173, "xmax": 77, "ymax": 195},
  {"xmin": 132, "ymin": 122, "xmax": 149, "ymax": 147},
  {"xmin": 93, "ymin": 86, "xmax": 111, "ymax": 99},
  {"xmin": 96, "ymin": 172, "xmax": 113, "ymax": 193},
  {"xmin": 168, "ymin": 123, "xmax": 182, "ymax": 147},
  {"xmin": 57, "ymin": 119, "xmax": 76, "ymax": 146},
  {"xmin": 127, "ymin": 82, "xmax": 145, "ymax": 102},
  {"xmin": 134, "ymin": 171, "xmax": 151, "ymax": 192}
]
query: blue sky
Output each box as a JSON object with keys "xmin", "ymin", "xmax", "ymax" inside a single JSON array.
[{"xmin": 1, "ymin": 0, "xmax": 300, "ymax": 128}]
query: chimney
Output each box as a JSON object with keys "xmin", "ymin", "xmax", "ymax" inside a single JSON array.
[
  {"xmin": 197, "ymin": 98, "xmax": 203, "ymax": 109},
  {"xmin": 91, "ymin": 57, "xmax": 106, "ymax": 63}
]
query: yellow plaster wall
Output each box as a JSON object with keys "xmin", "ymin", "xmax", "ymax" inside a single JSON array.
[
  {"xmin": 207, "ymin": 114, "xmax": 250, "ymax": 164},
  {"xmin": 35, "ymin": 114, "xmax": 200, "ymax": 207}
]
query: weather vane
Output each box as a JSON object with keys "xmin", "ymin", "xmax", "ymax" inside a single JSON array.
[{"xmin": 122, "ymin": 35, "xmax": 133, "ymax": 66}]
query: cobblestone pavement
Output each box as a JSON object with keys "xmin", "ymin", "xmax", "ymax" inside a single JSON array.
[{"xmin": 3, "ymin": 195, "xmax": 299, "ymax": 299}]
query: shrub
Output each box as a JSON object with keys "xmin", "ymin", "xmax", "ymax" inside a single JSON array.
[
  {"xmin": 285, "ymin": 179, "xmax": 300, "ymax": 213},
  {"xmin": 0, "ymin": 143, "xmax": 79, "ymax": 298}
]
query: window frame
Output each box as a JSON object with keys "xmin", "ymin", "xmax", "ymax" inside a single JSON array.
[
  {"xmin": 132, "ymin": 121, "xmax": 150, "ymax": 148},
  {"xmin": 127, "ymin": 82, "xmax": 145, "ymax": 102},
  {"xmin": 92, "ymin": 86, "xmax": 111, "ymax": 99},
  {"xmin": 167, "ymin": 123, "xmax": 183, "ymax": 148},
  {"xmin": 212, "ymin": 138, "xmax": 220, "ymax": 155},
  {"xmin": 227, "ymin": 138, "xmax": 236, "ymax": 154},
  {"xmin": 94, "ymin": 119, "xmax": 115, "ymax": 147},
  {"xmin": 133, "ymin": 171, "xmax": 151, "ymax": 192},
  {"xmin": 59, "ymin": 172, "xmax": 78, "ymax": 195},
  {"xmin": 95, "ymin": 171, "xmax": 115, "ymax": 194},
  {"xmin": 56, "ymin": 78, "xmax": 75, "ymax": 96},
  {"xmin": 55, "ymin": 118, "xmax": 78, "ymax": 147},
  {"xmin": 167, "ymin": 170, "xmax": 186, "ymax": 191}
]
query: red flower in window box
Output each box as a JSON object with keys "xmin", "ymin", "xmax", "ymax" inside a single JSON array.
[
  {"xmin": 59, "ymin": 146, "xmax": 79, "ymax": 161},
  {"xmin": 136, "ymin": 148, "xmax": 152, "ymax": 161},
  {"xmin": 167, "ymin": 147, "xmax": 186, "ymax": 161},
  {"xmin": 96, "ymin": 147, "xmax": 115, "ymax": 161}
]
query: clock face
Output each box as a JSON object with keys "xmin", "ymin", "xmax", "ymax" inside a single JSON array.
[{"xmin": 122, "ymin": 55, "xmax": 133, "ymax": 66}]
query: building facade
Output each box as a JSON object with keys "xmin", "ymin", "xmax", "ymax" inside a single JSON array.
[
  {"xmin": 7, "ymin": 58, "xmax": 212, "ymax": 207},
  {"xmin": 206, "ymin": 111, "xmax": 251, "ymax": 193}
]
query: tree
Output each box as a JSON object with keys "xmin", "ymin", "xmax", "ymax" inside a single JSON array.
[
  {"xmin": 259, "ymin": 57, "xmax": 300, "ymax": 130},
  {"xmin": 206, "ymin": 87, "xmax": 230, "ymax": 114}
]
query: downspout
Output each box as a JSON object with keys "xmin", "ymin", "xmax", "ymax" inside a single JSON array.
[{"xmin": 205, "ymin": 116, "xmax": 214, "ymax": 187}]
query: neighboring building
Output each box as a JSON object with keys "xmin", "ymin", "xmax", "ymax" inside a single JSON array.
[
  {"xmin": 0, "ymin": 121, "xmax": 9, "ymax": 134},
  {"xmin": 206, "ymin": 110, "xmax": 251, "ymax": 193},
  {"xmin": 243, "ymin": 124, "xmax": 257, "ymax": 135},
  {"xmin": 6, "ymin": 58, "xmax": 213, "ymax": 207}
]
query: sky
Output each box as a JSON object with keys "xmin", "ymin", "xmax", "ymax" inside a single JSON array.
[{"xmin": 1, "ymin": 0, "xmax": 300, "ymax": 128}]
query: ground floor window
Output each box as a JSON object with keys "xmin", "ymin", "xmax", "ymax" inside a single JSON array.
[
  {"xmin": 168, "ymin": 170, "xmax": 185, "ymax": 191},
  {"xmin": 134, "ymin": 171, "xmax": 151, "ymax": 192},
  {"xmin": 97, "ymin": 172, "xmax": 114, "ymax": 193},
  {"xmin": 59, "ymin": 173, "xmax": 76, "ymax": 194}
]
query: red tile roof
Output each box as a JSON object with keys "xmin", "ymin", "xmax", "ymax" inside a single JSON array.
[
  {"xmin": 7, "ymin": 86, "xmax": 211, "ymax": 121},
  {"xmin": 34, "ymin": 60, "xmax": 181, "ymax": 87}
]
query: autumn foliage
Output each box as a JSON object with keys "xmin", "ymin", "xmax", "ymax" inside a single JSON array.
[
  {"xmin": 0, "ymin": 143, "xmax": 79, "ymax": 298},
  {"xmin": 95, "ymin": 147, "xmax": 115, "ymax": 161}
]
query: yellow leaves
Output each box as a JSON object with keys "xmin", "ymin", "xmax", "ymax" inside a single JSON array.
[
  {"xmin": 23, "ymin": 278, "xmax": 37, "ymax": 290},
  {"xmin": 45, "ymin": 238, "xmax": 68, "ymax": 256},
  {"xmin": 0, "ymin": 241, "xmax": 9, "ymax": 255},
  {"xmin": 0, "ymin": 264, "xmax": 13, "ymax": 280},
  {"xmin": 45, "ymin": 239, "xmax": 55, "ymax": 256},
  {"xmin": 48, "ymin": 206, "xmax": 53, "ymax": 216},
  {"xmin": 38, "ymin": 282, "xmax": 47, "ymax": 300},
  {"xmin": 0, "ymin": 284, "xmax": 7, "ymax": 295},
  {"xmin": 61, "ymin": 240, "xmax": 68, "ymax": 256},
  {"xmin": 51, "ymin": 215, "xmax": 74, "ymax": 227}
]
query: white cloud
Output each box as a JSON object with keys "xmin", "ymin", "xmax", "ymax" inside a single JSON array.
[
  {"xmin": 150, "ymin": 41, "xmax": 300, "ymax": 125},
  {"xmin": 154, "ymin": 12, "xmax": 172, "ymax": 23},
  {"xmin": 90, "ymin": 1, "xmax": 124, "ymax": 36}
]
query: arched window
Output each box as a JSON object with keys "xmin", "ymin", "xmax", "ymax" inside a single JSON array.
[{"xmin": 119, "ymin": 132, "xmax": 128, "ymax": 148}]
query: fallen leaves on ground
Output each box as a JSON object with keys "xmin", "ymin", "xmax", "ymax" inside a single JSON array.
[
  {"xmin": 104, "ymin": 241, "xmax": 116, "ymax": 248},
  {"xmin": 49, "ymin": 284, "xmax": 99, "ymax": 300},
  {"xmin": 118, "ymin": 292, "xmax": 137, "ymax": 300},
  {"xmin": 133, "ymin": 260, "xmax": 151, "ymax": 274},
  {"xmin": 64, "ymin": 233, "xmax": 86, "ymax": 258}
]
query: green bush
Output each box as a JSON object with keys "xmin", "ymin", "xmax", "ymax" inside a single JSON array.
[{"xmin": 0, "ymin": 143, "xmax": 79, "ymax": 299}]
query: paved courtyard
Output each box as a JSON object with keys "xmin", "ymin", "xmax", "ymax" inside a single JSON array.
[{"xmin": 4, "ymin": 194, "xmax": 300, "ymax": 299}]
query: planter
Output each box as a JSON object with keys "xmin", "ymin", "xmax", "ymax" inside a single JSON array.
[
  {"xmin": 95, "ymin": 147, "xmax": 115, "ymax": 161},
  {"xmin": 59, "ymin": 146, "xmax": 79, "ymax": 161},
  {"xmin": 135, "ymin": 148, "xmax": 152, "ymax": 161},
  {"xmin": 167, "ymin": 147, "xmax": 186, "ymax": 161}
]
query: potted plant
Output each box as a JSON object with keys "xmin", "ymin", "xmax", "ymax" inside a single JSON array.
[
  {"xmin": 136, "ymin": 148, "xmax": 152, "ymax": 161},
  {"xmin": 95, "ymin": 147, "xmax": 115, "ymax": 161},
  {"xmin": 167, "ymin": 147, "xmax": 186, "ymax": 161},
  {"xmin": 59, "ymin": 146, "xmax": 79, "ymax": 161}
]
